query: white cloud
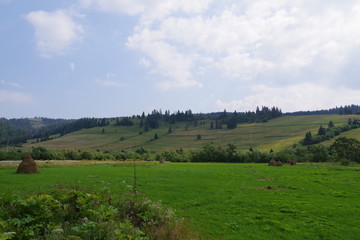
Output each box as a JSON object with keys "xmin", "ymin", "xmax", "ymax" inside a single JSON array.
[
  {"xmin": 0, "ymin": 80, "xmax": 22, "ymax": 88},
  {"xmin": 79, "ymin": 0, "xmax": 144, "ymax": 15},
  {"xmin": 0, "ymin": 90, "xmax": 34, "ymax": 103},
  {"xmin": 69, "ymin": 62, "xmax": 76, "ymax": 71},
  {"xmin": 106, "ymin": 72, "xmax": 115, "ymax": 78},
  {"xmin": 139, "ymin": 57, "xmax": 151, "ymax": 68},
  {"xmin": 76, "ymin": 0, "xmax": 360, "ymax": 93},
  {"xmin": 79, "ymin": 0, "xmax": 212, "ymax": 22},
  {"xmin": 123, "ymin": 0, "xmax": 360, "ymax": 88},
  {"xmin": 95, "ymin": 79, "xmax": 124, "ymax": 87},
  {"xmin": 127, "ymin": 33, "xmax": 202, "ymax": 89},
  {"xmin": 25, "ymin": 10, "xmax": 84, "ymax": 57},
  {"xmin": 157, "ymin": 79, "xmax": 202, "ymax": 91},
  {"xmin": 215, "ymin": 83, "xmax": 360, "ymax": 113}
]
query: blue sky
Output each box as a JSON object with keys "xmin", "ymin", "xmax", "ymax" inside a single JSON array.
[{"xmin": 1, "ymin": 0, "xmax": 360, "ymax": 119}]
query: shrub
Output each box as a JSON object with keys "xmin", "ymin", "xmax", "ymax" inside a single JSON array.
[
  {"xmin": 0, "ymin": 188, "xmax": 195, "ymax": 240},
  {"xmin": 79, "ymin": 151, "xmax": 95, "ymax": 160}
]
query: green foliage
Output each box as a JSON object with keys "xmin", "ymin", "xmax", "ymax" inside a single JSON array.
[
  {"xmin": 0, "ymin": 150, "xmax": 25, "ymax": 161},
  {"xmin": 330, "ymin": 137, "xmax": 360, "ymax": 162},
  {"xmin": 0, "ymin": 188, "xmax": 190, "ymax": 240},
  {"xmin": 79, "ymin": 151, "xmax": 95, "ymax": 160},
  {"xmin": 226, "ymin": 114, "xmax": 238, "ymax": 129},
  {"xmin": 317, "ymin": 125, "xmax": 327, "ymax": 135},
  {"xmin": 301, "ymin": 118, "xmax": 360, "ymax": 145},
  {"xmin": 31, "ymin": 147, "xmax": 57, "ymax": 160},
  {"xmin": 115, "ymin": 117, "xmax": 134, "ymax": 127},
  {"xmin": 161, "ymin": 150, "xmax": 190, "ymax": 162}
]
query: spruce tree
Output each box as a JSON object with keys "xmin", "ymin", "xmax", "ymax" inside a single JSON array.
[{"xmin": 317, "ymin": 125, "xmax": 327, "ymax": 135}]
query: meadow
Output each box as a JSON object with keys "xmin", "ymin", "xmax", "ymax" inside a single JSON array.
[
  {"xmin": 1, "ymin": 162, "xmax": 360, "ymax": 239},
  {"xmin": 13, "ymin": 114, "xmax": 357, "ymax": 154}
]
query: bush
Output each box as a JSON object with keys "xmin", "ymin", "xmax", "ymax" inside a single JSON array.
[
  {"xmin": 0, "ymin": 150, "xmax": 25, "ymax": 161},
  {"xmin": 161, "ymin": 150, "xmax": 190, "ymax": 162},
  {"xmin": 0, "ymin": 188, "xmax": 195, "ymax": 240},
  {"xmin": 79, "ymin": 151, "xmax": 95, "ymax": 160}
]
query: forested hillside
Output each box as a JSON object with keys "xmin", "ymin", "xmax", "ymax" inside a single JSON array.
[
  {"xmin": 0, "ymin": 117, "xmax": 115, "ymax": 145},
  {"xmin": 285, "ymin": 104, "xmax": 360, "ymax": 116},
  {"xmin": 1, "ymin": 105, "xmax": 358, "ymax": 148},
  {"xmin": 1, "ymin": 106, "xmax": 282, "ymax": 146}
]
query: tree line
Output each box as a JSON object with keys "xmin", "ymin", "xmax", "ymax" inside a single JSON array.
[
  {"xmin": 0, "ymin": 118, "xmax": 109, "ymax": 145},
  {"xmin": 286, "ymin": 104, "xmax": 360, "ymax": 116},
  {"xmin": 126, "ymin": 106, "xmax": 282, "ymax": 132},
  {"xmin": 301, "ymin": 118, "xmax": 360, "ymax": 145},
  {"xmin": 2, "ymin": 136, "xmax": 359, "ymax": 164}
]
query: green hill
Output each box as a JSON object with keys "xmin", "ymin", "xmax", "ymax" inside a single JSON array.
[{"xmin": 19, "ymin": 114, "xmax": 359, "ymax": 153}]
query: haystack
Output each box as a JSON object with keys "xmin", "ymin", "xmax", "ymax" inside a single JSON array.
[
  {"xmin": 16, "ymin": 154, "xmax": 38, "ymax": 174},
  {"xmin": 269, "ymin": 159, "xmax": 283, "ymax": 166},
  {"xmin": 275, "ymin": 161, "xmax": 283, "ymax": 166},
  {"xmin": 288, "ymin": 160, "xmax": 297, "ymax": 165},
  {"xmin": 268, "ymin": 159, "xmax": 277, "ymax": 166}
]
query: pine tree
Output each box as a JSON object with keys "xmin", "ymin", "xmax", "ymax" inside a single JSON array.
[
  {"xmin": 317, "ymin": 125, "xmax": 326, "ymax": 135},
  {"xmin": 303, "ymin": 131, "xmax": 313, "ymax": 145}
]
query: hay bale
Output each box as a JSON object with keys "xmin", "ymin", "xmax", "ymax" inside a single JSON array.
[
  {"xmin": 268, "ymin": 159, "xmax": 277, "ymax": 166},
  {"xmin": 275, "ymin": 161, "xmax": 283, "ymax": 166},
  {"xmin": 288, "ymin": 160, "xmax": 297, "ymax": 165},
  {"xmin": 16, "ymin": 154, "xmax": 38, "ymax": 174}
]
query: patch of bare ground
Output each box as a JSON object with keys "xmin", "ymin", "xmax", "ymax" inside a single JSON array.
[
  {"xmin": 259, "ymin": 185, "xmax": 298, "ymax": 191},
  {"xmin": 261, "ymin": 186, "xmax": 283, "ymax": 191},
  {"xmin": 257, "ymin": 178, "xmax": 277, "ymax": 181}
]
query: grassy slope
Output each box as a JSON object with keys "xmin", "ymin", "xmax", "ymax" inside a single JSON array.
[
  {"xmin": 1, "ymin": 162, "xmax": 360, "ymax": 239},
  {"xmin": 19, "ymin": 114, "xmax": 359, "ymax": 152}
]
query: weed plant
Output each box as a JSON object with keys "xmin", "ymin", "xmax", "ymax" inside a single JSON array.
[{"xmin": 0, "ymin": 183, "xmax": 195, "ymax": 240}]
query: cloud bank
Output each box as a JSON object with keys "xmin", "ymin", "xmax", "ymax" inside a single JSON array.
[
  {"xmin": 25, "ymin": 10, "xmax": 84, "ymax": 57},
  {"xmin": 20, "ymin": 0, "xmax": 360, "ymax": 116}
]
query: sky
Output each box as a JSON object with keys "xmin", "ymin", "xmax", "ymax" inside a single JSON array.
[{"xmin": 1, "ymin": 0, "xmax": 360, "ymax": 119}]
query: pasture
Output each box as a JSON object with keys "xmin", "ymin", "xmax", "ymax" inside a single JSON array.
[
  {"xmin": 17, "ymin": 114, "xmax": 358, "ymax": 153},
  {"xmin": 1, "ymin": 161, "xmax": 360, "ymax": 239}
]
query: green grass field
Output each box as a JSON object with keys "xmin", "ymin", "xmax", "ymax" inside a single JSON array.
[
  {"xmin": 1, "ymin": 162, "xmax": 360, "ymax": 239},
  {"xmin": 17, "ymin": 114, "xmax": 359, "ymax": 153}
]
